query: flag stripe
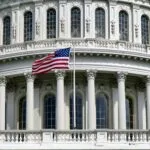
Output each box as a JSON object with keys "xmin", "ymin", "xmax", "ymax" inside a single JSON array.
[
  {"xmin": 32, "ymin": 62, "xmax": 69, "ymax": 73},
  {"xmin": 32, "ymin": 58, "xmax": 69, "ymax": 69}
]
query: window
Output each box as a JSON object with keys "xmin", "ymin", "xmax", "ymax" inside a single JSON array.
[
  {"xmin": 47, "ymin": 8, "xmax": 56, "ymax": 39},
  {"xmin": 43, "ymin": 94, "xmax": 56, "ymax": 129},
  {"xmin": 19, "ymin": 97, "xmax": 26, "ymax": 130},
  {"xmin": 70, "ymin": 92, "xmax": 83, "ymax": 129},
  {"xmin": 126, "ymin": 97, "xmax": 134, "ymax": 129},
  {"xmin": 141, "ymin": 15, "xmax": 149, "ymax": 44},
  {"xmin": 3, "ymin": 16, "xmax": 11, "ymax": 45},
  {"xmin": 95, "ymin": 8, "xmax": 105, "ymax": 38},
  {"xmin": 119, "ymin": 11, "xmax": 128, "ymax": 41},
  {"xmin": 24, "ymin": 11, "xmax": 32, "ymax": 41},
  {"xmin": 96, "ymin": 93, "xmax": 108, "ymax": 128},
  {"xmin": 71, "ymin": 7, "xmax": 81, "ymax": 37}
]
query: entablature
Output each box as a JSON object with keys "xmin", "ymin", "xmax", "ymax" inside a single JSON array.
[{"xmin": 0, "ymin": 39, "xmax": 150, "ymax": 63}]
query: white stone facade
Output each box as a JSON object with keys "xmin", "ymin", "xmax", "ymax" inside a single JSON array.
[{"xmin": 0, "ymin": 0, "xmax": 150, "ymax": 149}]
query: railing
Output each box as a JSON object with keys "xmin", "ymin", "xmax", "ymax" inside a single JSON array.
[
  {"xmin": 0, "ymin": 130, "xmax": 149, "ymax": 144},
  {"xmin": 0, "ymin": 39, "xmax": 149, "ymax": 60}
]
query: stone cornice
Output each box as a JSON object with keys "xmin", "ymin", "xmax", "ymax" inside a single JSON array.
[{"xmin": 0, "ymin": 39, "xmax": 150, "ymax": 63}]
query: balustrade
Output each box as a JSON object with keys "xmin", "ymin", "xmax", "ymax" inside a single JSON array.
[
  {"xmin": 0, "ymin": 130, "xmax": 149, "ymax": 144},
  {"xmin": 0, "ymin": 39, "xmax": 148, "ymax": 60}
]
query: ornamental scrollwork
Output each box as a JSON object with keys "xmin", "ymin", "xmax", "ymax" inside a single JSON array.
[
  {"xmin": 111, "ymin": 21, "xmax": 115, "ymax": 34},
  {"xmin": 86, "ymin": 19, "xmax": 90, "ymax": 33},
  {"xmin": 0, "ymin": 76, "xmax": 6, "ymax": 86},
  {"xmin": 36, "ymin": 22, "xmax": 40, "ymax": 35},
  {"xmin": 60, "ymin": 19, "xmax": 65, "ymax": 33},
  {"xmin": 24, "ymin": 73, "xmax": 35, "ymax": 82},
  {"xmin": 87, "ymin": 70, "xmax": 96, "ymax": 80},
  {"xmin": 135, "ymin": 25, "xmax": 139, "ymax": 38},
  {"xmin": 12, "ymin": 25, "xmax": 16, "ymax": 39},
  {"xmin": 117, "ymin": 72, "xmax": 127, "ymax": 81},
  {"xmin": 146, "ymin": 76, "xmax": 150, "ymax": 84},
  {"xmin": 55, "ymin": 70, "xmax": 65, "ymax": 80}
]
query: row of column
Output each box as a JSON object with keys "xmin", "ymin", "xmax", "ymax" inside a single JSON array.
[
  {"xmin": 87, "ymin": 71, "xmax": 150, "ymax": 130},
  {"xmin": 0, "ymin": 71, "xmax": 150, "ymax": 130}
]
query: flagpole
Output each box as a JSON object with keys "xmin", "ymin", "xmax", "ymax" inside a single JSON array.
[{"xmin": 73, "ymin": 46, "xmax": 76, "ymax": 129}]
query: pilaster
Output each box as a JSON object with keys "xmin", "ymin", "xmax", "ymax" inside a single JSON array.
[
  {"xmin": 132, "ymin": 4, "xmax": 140, "ymax": 43},
  {"xmin": 109, "ymin": 1, "xmax": 117, "ymax": 40},
  {"xmin": 59, "ymin": 0, "xmax": 67, "ymax": 38},
  {"xmin": 146, "ymin": 76, "xmax": 150, "ymax": 129},
  {"xmin": 11, "ymin": 6, "xmax": 19, "ymax": 44},
  {"xmin": 84, "ymin": 0, "xmax": 92, "ymax": 38}
]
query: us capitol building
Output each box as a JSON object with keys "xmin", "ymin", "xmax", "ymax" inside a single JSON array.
[{"xmin": 0, "ymin": 0, "xmax": 150, "ymax": 149}]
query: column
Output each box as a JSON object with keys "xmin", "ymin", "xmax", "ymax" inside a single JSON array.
[
  {"xmin": 137, "ymin": 91, "xmax": 146, "ymax": 129},
  {"xmin": 87, "ymin": 70, "xmax": 96, "ymax": 130},
  {"xmin": 146, "ymin": 76, "xmax": 150, "ymax": 129},
  {"xmin": 56, "ymin": 71, "xmax": 65, "ymax": 130},
  {"xmin": 0, "ymin": 76, "xmax": 6, "ymax": 130},
  {"xmin": 117, "ymin": 72, "xmax": 126, "ymax": 129},
  {"xmin": 112, "ymin": 88, "xmax": 118, "ymax": 129},
  {"xmin": 25, "ymin": 73, "xmax": 35, "ymax": 130}
]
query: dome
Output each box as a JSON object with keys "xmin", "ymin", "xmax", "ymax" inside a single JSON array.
[{"xmin": 0, "ymin": 0, "xmax": 149, "ymax": 149}]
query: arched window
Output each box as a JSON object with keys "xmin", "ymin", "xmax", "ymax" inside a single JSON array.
[
  {"xmin": 70, "ymin": 92, "xmax": 82, "ymax": 129},
  {"xmin": 126, "ymin": 97, "xmax": 134, "ymax": 129},
  {"xmin": 3, "ymin": 16, "xmax": 11, "ymax": 45},
  {"xmin": 71, "ymin": 7, "xmax": 81, "ymax": 38},
  {"xmin": 43, "ymin": 94, "xmax": 56, "ymax": 129},
  {"xmin": 141, "ymin": 15, "xmax": 149, "ymax": 44},
  {"xmin": 95, "ymin": 8, "xmax": 105, "ymax": 38},
  {"xmin": 119, "ymin": 11, "xmax": 128, "ymax": 41},
  {"xmin": 96, "ymin": 93, "xmax": 108, "ymax": 128},
  {"xmin": 47, "ymin": 8, "xmax": 56, "ymax": 39},
  {"xmin": 24, "ymin": 11, "xmax": 32, "ymax": 41},
  {"xmin": 18, "ymin": 97, "xmax": 26, "ymax": 130}
]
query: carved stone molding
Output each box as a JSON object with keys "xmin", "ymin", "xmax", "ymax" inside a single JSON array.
[
  {"xmin": 86, "ymin": 19, "xmax": 90, "ymax": 33},
  {"xmin": 111, "ymin": 21, "xmax": 115, "ymax": 34},
  {"xmin": 87, "ymin": 70, "xmax": 96, "ymax": 80},
  {"xmin": 55, "ymin": 70, "xmax": 65, "ymax": 80},
  {"xmin": 146, "ymin": 76, "xmax": 150, "ymax": 84},
  {"xmin": 0, "ymin": 76, "xmax": 6, "ymax": 86},
  {"xmin": 117, "ymin": 72, "xmax": 127, "ymax": 81},
  {"xmin": 24, "ymin": 73, "xmax": 35, "ymax": 82},
  {"xmin": 60, "ymin": 18, "xmax": 65, "ymax": 33},
  {"xmin": 12, "ymin": 25, "xmax": 16, "ymax": 39},
  {"xmin": 35, "ymin": 22, "xmax": 40, "ymax": 35},
  {"xmin": 135, "ymin": 24, "xmax": 139, "ymax": 38}
]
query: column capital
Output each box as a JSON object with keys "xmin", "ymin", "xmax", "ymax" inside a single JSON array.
[
  {"xmin": 24, "ymin": 73, "xmax": 35, "ymax": 82},
  {"xmin": 55, "ymin": 70, "xmax": 65, "ymax": 80},
  {"xmin": 87, "ymin": 70, "xmax": 96, "ymax": 80},
  {"xmin": 146, "ymin": 75, "xmax": 150, "ymax": 84},
  {"xmin": 117, "ymin": 72, "xmax": 127, "ymax": 81},
  {"xmin": 0, "ymin": 76, "xmax": 6, "ymax": 86}
]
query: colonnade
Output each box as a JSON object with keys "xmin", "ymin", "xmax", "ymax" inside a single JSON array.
[{"xmin": 0, "ymin": 71, "xmax": 150, "ymax": 130}]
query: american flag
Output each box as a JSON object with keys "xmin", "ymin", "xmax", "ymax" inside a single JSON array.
[{"xmin": 32, "ymin": 48, "xmax": 71, "ymax": 74}]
